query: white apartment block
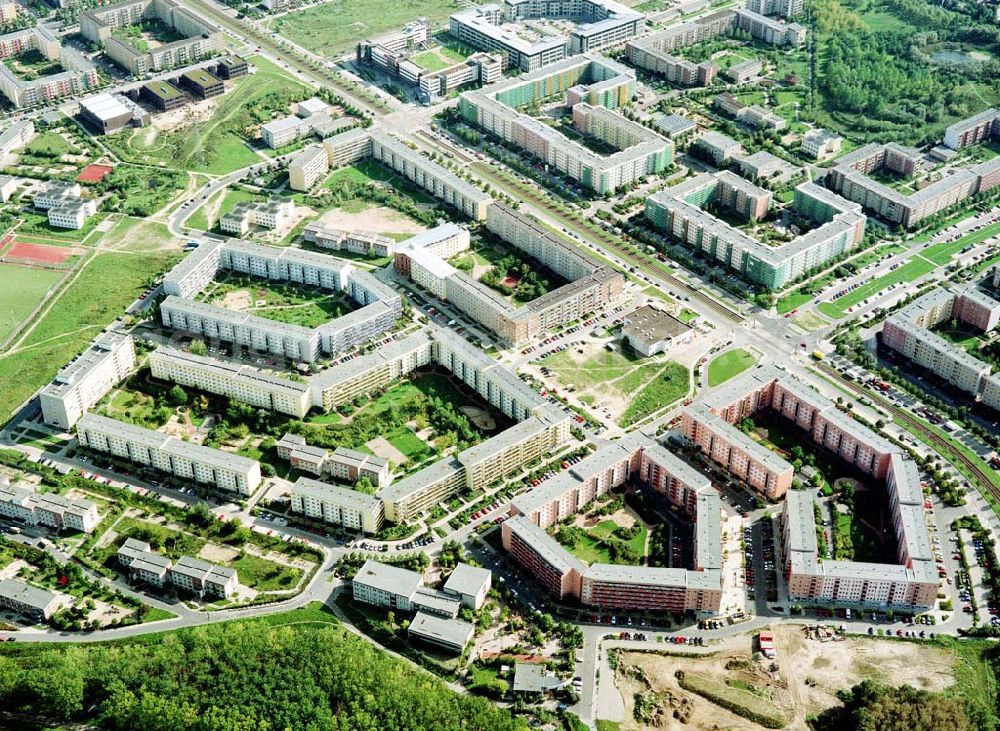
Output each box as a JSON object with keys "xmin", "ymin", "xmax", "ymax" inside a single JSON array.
[
  {"xmin": 0, "ymin": 479, "xmax": 101, "ymax": 533},
  {"xmin": 40, "ymin": 330, "xmax": 136, "ymax": 430},
  {"xmin": 0, "ymin": 120, "xmax": 34, "ymax": 156},
  {"xmin": 302, "ymin": 223, "xmax": 396, "ymax": 258},
  {"xmin": 802, "ymin": 128, "xmax": 842, "ymax": 160},
  {"xmin": 149, "ymin": 346, "xmax": 312, "ymax": 418},
  {"xmin": 289, "ymin": 144, "xmax": 330, "ymax": 191},
  {"xmin": 117, "ymin": 539, "xmax": 238, "ymax": 598},
  {"xmin": 32, "ymin": 181, "xmax": 82, "ymax": 210},
  {"xmin": 220, "ymin": 199, "xmax": 293, "ymax": 236},
  {"xmin": 76, "ymin": 412, "xmax": 262, "ymax": 495},
  {"xmin": 48, "ymin": 199, "xmax": 97, "ymax": 229},
  {"xmin": 290, "ymin": 476, "xmax": 385, "ymax": 533}
]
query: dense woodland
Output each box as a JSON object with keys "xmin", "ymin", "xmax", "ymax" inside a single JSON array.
[{"xmin": 0, "ymin": 610, "xmax": 524, "ymax": 731}]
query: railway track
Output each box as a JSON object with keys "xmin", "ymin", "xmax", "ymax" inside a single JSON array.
[
  {"xmin": 415, "ymin": 130, "xmax": 746, "ymax": 325},
  {"xmin": 817, "ymin": 363, "xmax": 1000, "ymax": 505}
]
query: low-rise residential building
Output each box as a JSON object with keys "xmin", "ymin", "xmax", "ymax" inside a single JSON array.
[
  {"xmin": 801, "ymin": 128, "xmax": 842, "ymax": 160},
  {"xmin": 0, "ymin": 579, "xmax": 65, "ymax": 621},
  {"xmin": 76, "ymin": 412, "xmax": 262, "ymax": 495},
  {"xmin": 0, "ymin": 479, "xmax": 101, "ymax": 533},
  {"xmin": 302, "ymin": 223, "xmax": 396, "ymax": 258},
  {"xmin": 117, "ymin": 540, "xmax": 238, "ymax": 597},
  {"xmin": 40, "ymin": 330, "xmax": 136, "ymax": 430},
  {"xmin": 290, "ymin": 476, "xmax": 385, "ymax": 534},
  {"xmin": 278, "ymin": 433, "xmax": 391, "ymax": 487},
  {"xmin": 695, "ymin": 131, "xmax": 743, "ymax": 165},
  {"xmin": 220, "ymin": 199, "xmax": 293, "ymax": 235}
]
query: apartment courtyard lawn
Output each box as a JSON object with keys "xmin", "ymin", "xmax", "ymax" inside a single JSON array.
[
  {"xmin": 707, "ymin": 348, "xmax": 758, "ymax": 387},
  {"xmin": 200, "ymin": 273, "xmax": 356, "ymax": 329},
  {"xmin": 554, "ymin": 507, "xmax": 649, "ymax": 565}
]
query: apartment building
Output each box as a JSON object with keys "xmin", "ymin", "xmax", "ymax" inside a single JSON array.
[
  {"xmin": 0, "ymin": 119, "xmax": 34, "ymax": 155},
  {"xmin": 162, "ymin": 295, "xmax": 321, "ymax": 363},
  {"xmin": 289, "ymin": 144, "xmax": 330, "ymax": 191},
  {"xmin": 302, "ymin": 223, "xmax": 397, "ymax": 258},
  {"xmin": 40, "ymin": 330, "xmax": 136, "ymax": 430},
  {"xmin": 459, "ymin": 55, "xmax": 674, "ymax": 195},
  {"xmin": 982, "ymin": 373, "xmax": 1000, "ymax": 412},
  {"xmin": 289, "ymin": 476, "xmax": 385, "ymax": 533},
  {"xmin": 149, "ymin": 346, "xmax": 312, "ymax": 418},
  {"xmin": 220, "ymin": 199, "xmax": 293, "ymax": 235},
  {"xmin": 418, "ymin": 53, "xmax": 503, "ymax": 104},
  {"xmin": 694, "ymin": 131, "xmax": 743, "ymax": 165},
  {"xmin": 625, "ymin": 8, "xmax": 802, "ymax": 86},
  {"xmin": 0, "ymin": 579, "xmax": 64, "ymax": 621},
  {"xmin": 0, "ymin": 27, "xmax": 98, "ymax": 107},
  {"xmin": 449, "ymin": 0, "xmax": 642, "ymax": 72},
  {"xmin": 278, "ymin": 433, "xmax": 391, "ymax": 487},
  {"xmin": 733, "ymin": 151, "xmax": 800, "ymax": 187},
  {"xmin": 0, "ymin": 479, "xmax": 101, "ymax": 533},
  {"xmin": 503, "ymin": 514, "xmax": 722, "ymax": 612},
  {"xmin": 76, "ymin": 412, "xmax": 262, "ymax": 495},
  {"xmin": 724, "ymin": 58, "xmax": 762, "ymax": 84},
  {"xmin": 80, "ymin": 0, "xmax": 222, "ymax": 76},
  {"xmin": 826, "ymin": 139, "xmax": 1000, "ymax": 229},
  {"xmin": 745, "ymin": 0, "xmax": 802, "ymax": 18},
  {"xmin": 682, "ymin": 365, "xmax": 902, "ymax": 499},
  {"xmin": 396, "ymin": 208, "xmax": 626, "ymax": 345},
  {"xmin": 158, "ymin": 238, "xmax": 401, "ymax": 365},
  {"xmin": 48, "ymin": 198, "xmax": 98, "ymax": 229},
  {"xmin": 117, "ymin": 539, "xmax": 238, "ymax": 597},
  {"xmin": 881, "ymin": 286, "xmax": 1000, "ymax": 397},
  {"xmin": 310, "ymin": 330, "xmax": 435, "ymax": 411},
  {"xmin": 646, "ymin": 174, "xmax": 866, "ymax": 289},
  {"xmin": 781, "ymin": 486, "xmax": 936, "ymax": 609},
  {"xmin": 943, "ymin": 108, "xmax": 1000, "ymax": 151},
  {"xmin": 369, "ymin": 131, "xmax": 492, "ymax": 220}
]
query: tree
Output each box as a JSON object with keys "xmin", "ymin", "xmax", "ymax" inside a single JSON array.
[
  {"xmin": 167, "ymin": 385, "xmax": 188, "ymax": 406},
  {"xmin": 813, "ymin": 679, "xmax": 972, "ymax": 731}
]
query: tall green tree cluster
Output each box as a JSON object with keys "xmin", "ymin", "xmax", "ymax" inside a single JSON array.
[{"xmin": 0, "ymin": 619, "xmax": 524, "ymax": 731}]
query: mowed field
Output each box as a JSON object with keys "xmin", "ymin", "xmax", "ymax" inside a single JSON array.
[
  {"xmin": 0, "ymin": 264, "xmax": 64, "ymax": 345},
  {"xmin": 0, "ymin": 252, "xmax": 179, "ymax": 424},
  {"xmin": 273, "ymin": 0, "xmax": 462, "ymax": 56}
]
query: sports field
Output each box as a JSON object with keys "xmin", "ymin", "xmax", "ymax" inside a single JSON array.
[
  {"xmin": 0, "ymin": 264, "xmax": 63, "ymax": 345},
  {"xmin": 272, "ymin": 0, "xmax": 459, "ymax": 56}
]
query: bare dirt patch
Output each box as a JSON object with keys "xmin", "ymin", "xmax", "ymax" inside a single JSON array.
[
  {"xmin": 316, "ymin": 205, "xmax": 426, "ymax": 235},
  {"xmin": 365, "ymin": 436, "xmax": 407, "ymax": 466},
  {"xmin": 199, "ymin": 543, "xmax": 241, "ymax": 563},
  {"xmin": 460, "ymin": 405, "xmax": 496, "ymax": 431},
  {"xmin": 611, "ymin": 627, "xmax": 959, "ymax": 730}
]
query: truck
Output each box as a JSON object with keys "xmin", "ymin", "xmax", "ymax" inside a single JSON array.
[{"xmin": 812, "ymin": 350, "xmax": 824, "ymax": 360}]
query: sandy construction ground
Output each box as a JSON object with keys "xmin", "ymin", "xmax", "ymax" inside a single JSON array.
[
  {"xmin": 316, "ymin": 206, "xmax": 426, "ymax": 235},
  {"xmin": 366, "ymin": 436, "xmax": 407, "ymax": 466},
  {"xmin": 611, "ymin": 626, "xmax": 958, "ymax": 730}
]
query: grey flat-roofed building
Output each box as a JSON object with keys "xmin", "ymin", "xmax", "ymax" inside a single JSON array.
[
  {"xmin": 411, "ymin": 586, "xmax": 462, "ymax": 618},
  {"xmin": 621, "ymin": 304, "xmax": 693, "ymax": 356},
  {"xmin": 652, "ymin": 113, "xmax": 697, "ymax": 138},
  {"xmin": 407, "ymin": 610, "xmax": 474, "ymax": 653},
  {"xmin": 513, "ymin": 663, "xmax": 564, "ymax": 693},
  {"xmin": 0, "ymin": 578, "xmax": 63, "ymax": 621},
  {"xmin": 443, "ymin": 562, "xmax": 492, "ymax": 609},
  {"xmin": 290, "ymin": 476, "xmax": 385, "ymax": 533}
]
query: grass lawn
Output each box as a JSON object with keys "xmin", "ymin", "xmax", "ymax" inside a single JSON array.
[
  {"xmin": 385, "ymin": 426, "xmax": 432, "ymax": 462},
  {"xmin": 21, "ymin": 130, "xmax": 75, "ymax": 158},
  {"xmin": 18, "ymin": 209, "xmax": 107, "ymax": 243},
  {"xmin": 0, "ymin": 264, "xmax": 63, "ymax": 345},
  {"xmin": 411, "ymin": 44, "xmax": 466, "ymax": 72},
  {"xmin": 817, "ymin": 257, "xmax": 936, "ymax": 319},
  {"xmin": 202, "ymin": 273, "xmax": 354, "ymax": 328},
  {"xmin": 541, "ymin": 348, "xmax": 644, "ymax": 391},
  {"xmin": 776, "ymin": 290, "xmax": 812, "ymax": 315},
  {"xmin": 559, "ymin": 519, "xmax": 648, "ymax": 565},
  {"xmin": 106, "ymin": 216, "xmax": 177, "ymax": 252},
  {"xmin": 273, "ymin": 0, "xmax": 460, "ymax": 56},
  {"xmin": 707, "ymin": 348, "xmax": 757, "ymax": 387},
  {"xmin": 620, "ymin": 362, "xmax": 689, "ymax": 427},
  {"xmin": 922, "ymin": 220, "xmax": 1000, "ymax": 266},
  {"xmin": 0, "ymin": 251, "xmax": 178, "ymax": 425},
  {"xmin": 230, "ymin": 552, "xmax": 303, "ymax": 592},
  {"xmin": 322, "ymin": 159, "xmax": 437, "ymax": 205}
]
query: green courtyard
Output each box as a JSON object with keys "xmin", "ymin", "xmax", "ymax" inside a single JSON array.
[{"xmin": 200, "ymin": 273, "xmax": 356, "ymax": 329}]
